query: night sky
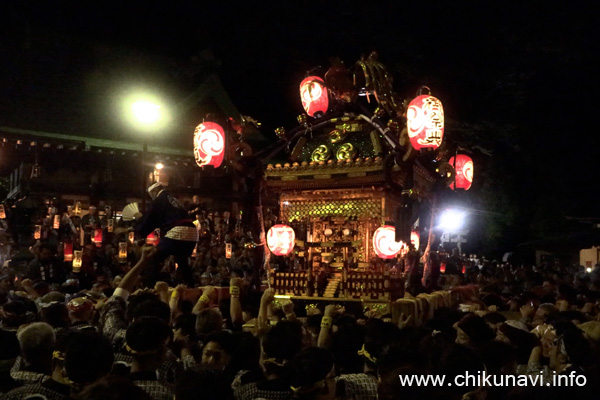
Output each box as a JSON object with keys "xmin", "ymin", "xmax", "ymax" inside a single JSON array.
[{"xmin": 1, "ymin": 2, "xmax": 598, "ymax": 252}]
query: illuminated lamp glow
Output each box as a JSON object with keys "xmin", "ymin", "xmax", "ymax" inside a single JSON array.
[
  {"xmin": 373, "ymin": 225, "xmax": 404, "ymax": 259},
  {"xmin": 267, "ymin": 224, "xmax": 296, "ymax": 256},
  {"xmin": 299, "ymin": 76, "xmax": 329, "ymax": 117},
  {"xmin": 107, "ymin": 218, "xmax": 114, "ymax": 233},
  {"xmin": 132, "ymin": 101, "xmax": 161, "ymax": 124},
  {"xmin": 146, "ymin": 230, "xmax": 160, "ymax": 246},
  {"xmin": 440, "ymin": 263, "xmax": 446, "ymax": 274},
  {"xmin": 64, "ymin": 242, "xmax": 73, "ymax": 262},
  {"xmin": 73, "ymin": 250, "xmax": 83, "ymax": 272},
  {"xmin": 439, "ymin": 209, "xmax": 466, "ymax": 231},
  {"xmin": 34, "ymin": 225, "xmax": 41, "ymax": 240},
  {"xmin": 406, "ymin": 95, "xmax": 444, "ymax": 150},
  {"xmin": 119, "ymin": 242, "xmax": 127, "ymax": 260},
  {"xmin": 193, "ymin": 122, "xmax": 225, "ymax": 168},
  {"xmin": 410, "ymin": 231, "xmax": 420, "ymax": 250},
  {"xmin": 449, "ymin": 154, "xmax": 474, "ymax": 190},
  {"xmin": 92, "ymin": 228, "xmax": 103, "ymax": 248}
]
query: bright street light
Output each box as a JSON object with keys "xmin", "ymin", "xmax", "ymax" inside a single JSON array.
[
  {"xmin": 438, "ymin": 209, "xmax": 466, "ymax": 231},
  {"xmin": 122, "ymin": 91, "xmax": 169, "ymax": 208},
  {"xmin": 123, "ymin": 92, "xmax": 169, "ymax": 131},
  {"xmin": 132, "ymin": 101, "xmax": 161, "ymax": 124}
]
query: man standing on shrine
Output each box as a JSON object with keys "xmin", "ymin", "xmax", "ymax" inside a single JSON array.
[{"xmin": 134, "ymin": 183, "xmax": 197, "ymax": 285}]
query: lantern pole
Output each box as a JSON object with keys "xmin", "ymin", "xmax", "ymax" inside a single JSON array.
[
  {"xmin": 452, "ymin": 149, "xmax": 457, "ymax": 191},
  {"xmin": 127, "ymin": 97, "xmax": 165, "ymax": 211},
  {"xmin": 421, "ymin": 194, "xmax": 438, "ymax": 288},
  {"xmin": 141, "ymin": 143, "xmax": 148, "ymax": 210}
]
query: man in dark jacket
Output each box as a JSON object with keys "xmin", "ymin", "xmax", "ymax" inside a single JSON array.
[
  {"xmin": 26, "ymin": 243, "xmax": 64, "ymax": 284},
  {"xmin": 135, "ymin": 183, "xmax": 197, "ymax": 285}
]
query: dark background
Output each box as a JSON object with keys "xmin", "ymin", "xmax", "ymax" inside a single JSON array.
[{"xmin": 0, "ymin": 1, "xmax": 598, "ymax": 256}]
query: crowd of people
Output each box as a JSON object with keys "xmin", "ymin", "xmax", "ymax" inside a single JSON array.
[{"xmin": 1, "ymin": 195, "xmax": 600, "ymax": 399}]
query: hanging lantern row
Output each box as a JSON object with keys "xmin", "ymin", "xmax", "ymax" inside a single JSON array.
[
  {"xmin": 299, "ymin": 76, "xmax": 329, "ymax": 117},
  {"xmin": 449, "ymin": 154, "xmax": 474, "ymax": 190},
  {"xmin": 193, "ymin": 121, "xmax": 225, "ymax": 168},
  {"xmin": 297, "ymin": 74, "xmax": 444, "ymax": 151},
  {"xmin": 266, "ymin": 224, "xmax": 420, "ymax": 259},
  {"xmin": 439, "ymin": 261, "xmax": 467, "ymax": 275}
]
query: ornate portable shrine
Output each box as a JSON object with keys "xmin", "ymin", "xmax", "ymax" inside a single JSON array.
[{"xmin": 261, "ymin": 53, "xmax": 455, "ymax": 310}]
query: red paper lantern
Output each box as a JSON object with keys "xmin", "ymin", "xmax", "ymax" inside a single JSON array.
[
  {"xmin": 267, "ymin": 224, "xmax": 295, "ymax": 256},
  {"xmin": 299, "ymin": 76, "xmax": 329, "ymax": 117},
  {"xmin": 406, "ymin": 95, "xmax": 444, "ymax": 150},
  {"xmin": 373, "ymin": 226, "xmax": 404, "ymax": 259},
  {"xmin": 92, "ymin": 228, "xmax": 103, "ymax": 247},
  {"xmin": 449, "ymin": 154, "xmax": 474, "ymax": 190},
  {"xmin": 64, "ymin": 242, "xmax": 73, "ymax": 262},
  {"xmin": 146, "ymin": 230, "xmax": 160, "ymax": 246},
  {"xmin": 440, "ymin": 262, "xmax": 446, "ymax": 274},
  {"xmin": 193, "ymin": 122, "xmax": 225, "ymax": 168}
]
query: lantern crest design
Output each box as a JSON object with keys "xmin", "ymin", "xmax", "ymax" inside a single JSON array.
[
  {"xmin": 406, "ymin": 95, "xmax": 444, "ymax": 150},
  {"xmin": 193, "ymin": 122, "xmax": 225, "ymax": 168},
  {"xmin": 299, "ymin": 76, "xmax": 329, "ymax": 117},
  {"xmin": 311, "ymin": 145, "xmax": 331, "ymax": 162},
  {"xmin": 373, "ymin": 225, "xmax": 404, "ymax": 259},
  {"xmin": 267, "ymin": 224, "xmax": 296, "ymax": 256},
  {"xmin": 449, "ymin": 154, "xmax": 474, "ymax": 190}
]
